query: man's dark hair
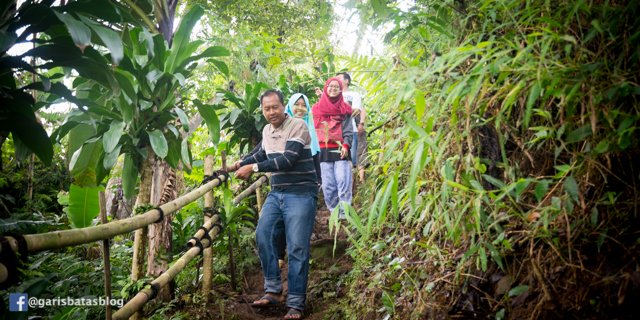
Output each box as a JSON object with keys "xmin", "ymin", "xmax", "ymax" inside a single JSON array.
[
  {"xmin": 260, "ymin": 89, "xmax": 284, "ymax": 105},
  {"xmin": 336, "ymin": 72, "xmax": 351, "ymax": 85}
]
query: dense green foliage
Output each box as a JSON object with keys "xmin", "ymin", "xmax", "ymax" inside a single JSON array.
[
  {"xmin": 335, "ymin": 0, "xmax": 640, "ymax": 318},
  {"xmin": 0, "ymin": 141, "xmax": 68, "ymax": 232},
  {"xmin": 2, "ymin": 0, "xmax": 639, "ymax": 319},
  {"xmin": 195, "ymin": 0, "xmax": 334, "ymax": 80},
  {"xmin": 0, "ymin": 0, "xmax": 136, "ymax": 165}
]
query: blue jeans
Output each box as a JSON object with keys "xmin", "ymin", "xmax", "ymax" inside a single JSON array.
[
  {"xmin": 320, "ymin": 161, "xmax": 352, "ymax": 216},
  {"xmin": 351, "ymin": 131, "xmax": 358, "ymax": 167},
  {"xmin": 256, "ymin": 191, "xmax": 317, "ymax": 311}
]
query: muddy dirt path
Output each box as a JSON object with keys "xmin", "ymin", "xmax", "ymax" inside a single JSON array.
[{"xmin": 205, "ymin": 209, "xmax": 352, "ymax": 319}]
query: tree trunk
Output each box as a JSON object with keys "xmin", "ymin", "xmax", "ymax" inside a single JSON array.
[
  {"xmin": 133, "ymin": 0, "xmax": 180, "ymax": 307},
  {"xmin": 130, "ymin": 149, "xmax": 154, "ymax": 320},
  {"xmin": 141, "ymin": 0, "xmax": 182, "ymax": 302},
  {"xmin": 131, "ymin": 149, "xmax": 154, "ymax": 281},
  {"xmin": 105, "ymin": 177, "xmax": 134, "ymax": 220},
  {"xmin": 146, "ymin": 160, "xmax": 178, "ymax": 301}
]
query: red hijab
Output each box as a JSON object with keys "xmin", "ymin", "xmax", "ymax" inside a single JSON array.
[{"xmin": 312, "ymin": 77, "xmax": 352, "ymax": 117}]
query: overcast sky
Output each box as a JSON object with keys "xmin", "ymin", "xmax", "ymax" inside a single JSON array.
[{"xmin": 331, "ymin": 0, "xmax": 386, "ymax": 57}]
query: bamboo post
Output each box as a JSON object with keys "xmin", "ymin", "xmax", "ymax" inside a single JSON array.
[
  {"xmin": 227, "ymin": 232, "xmax": 237, "ymax": 291},
  {"xmin": 0, "ymin": 174, "xmax": 228, "ymax": 255},
  {"xmin": 201, "ymin": 154, "xmax": 214, "ymax": 299},
  {"xmin": 256, "ymin": 187, "xmax": 263, "ymax": 214},
  {"xmin": 221, "ymin": 151, "xmax": 227, "ymax": 172},
  {"xmin": 220, "ymin": 151, "xmax": 237, "ymax": 290},
  {"xmin": 112, "ymin": 225, "xmax": 222, "ymax": 320},
  {"xmin": 27, "ymin": 154, "xmax": 34, "ymax": 204},
  {"xmin": 99, "ymin": 192, "xmax": 113, "ymax": 320}
]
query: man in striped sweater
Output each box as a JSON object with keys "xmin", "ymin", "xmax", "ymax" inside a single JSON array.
[{"xmin": 229, "ymin": 89, "xmax": 317, "ymax": 318}]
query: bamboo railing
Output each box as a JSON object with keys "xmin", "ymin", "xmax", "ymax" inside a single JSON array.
[
  {"xmin": 112, "ymin": 224, "xmax": 223, "ymax": 320},
  {"xmin": 113, "ymin": 175, "xmax": 269, "ymax": 318},
  {"xmin": 232, "ymin": 174, "xmax": 269, "ymax": 205},
  {"xmin": 0, "ymin": 172, "xmax": 228, "ymax": 286},
  {"xmin": 2, "ymin": 173, "xmax": 227, "ymax": 254},
  {"xmin": 0, "ymin": 172, "xmax": 271, "ymax": 319},
  {"xmin": 113, "ymin": 175, "xmax": 269, "ymax": 319}
]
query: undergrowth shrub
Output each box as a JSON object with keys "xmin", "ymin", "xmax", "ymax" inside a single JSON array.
[{"xmin": 341, "ymin": 0, "xmax": 640, "ymax": 318}]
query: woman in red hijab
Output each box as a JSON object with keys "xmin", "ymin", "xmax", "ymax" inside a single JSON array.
[{"xmin": 312, "ymin": 77, "xmax": 354, "ymax": 219}]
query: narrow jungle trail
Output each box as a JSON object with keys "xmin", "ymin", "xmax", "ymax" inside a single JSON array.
[{"xmin": 180, "ymin": 208, "xmax": 352, "ymax": 319}]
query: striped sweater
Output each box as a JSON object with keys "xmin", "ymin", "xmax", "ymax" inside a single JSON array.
[{"xmin": 240, "ymin": 116, "xmax": 318, "ymax": 196}]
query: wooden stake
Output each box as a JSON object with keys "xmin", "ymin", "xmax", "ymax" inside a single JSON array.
[
  {"xmin": 221, "ymin": 150, "xmax": 227, "ymax": 171},
  {"xmin": 99, "ymin": 192, "xmax": 112, "ymax": 320},
  {"xmin": 220, "ymin": 150, "xmax": 237, "ymax": 290},
  {"xmin": 227, "ymin": 232, "xmax": 237, "ymax": 291},
  {"xmin": 27, "ymin": 154, "xmax": 35, "ymax": 204},
  {"xmin": 256, "ymin": 187, "xmax": 263, "ymax": 214}
]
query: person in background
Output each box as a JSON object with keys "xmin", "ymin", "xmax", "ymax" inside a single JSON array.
[
  {"xmin": 336, "ymin": 72, "xmax": 368, "ymax": 183},
  {"xmin": 286, "ymin": 93, "xmax": 322, "ymax": 185},
  {"xmin": 312, "ymin": 78, "xmax": 353, "ymax": 219},
  {"xmin": 228, "ymin": 89, "xmax": 317, "ymax": 319}
]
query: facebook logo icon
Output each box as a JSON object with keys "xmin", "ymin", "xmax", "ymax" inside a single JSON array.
[{"xmin": 9, "ymin": 293, "xmax": 28, "ymax": 312}]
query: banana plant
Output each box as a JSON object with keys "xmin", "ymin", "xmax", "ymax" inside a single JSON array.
[
  {"xmin": 0, "ymin": 0, "xmax": 135, "ymax": 168},
  {"xmin": 53, "ymin": 5, "xmax": 228, "ymax": 227},
  {"xmin": 0, "ymin": 0, "xmax": 153, "ymax": 229}
]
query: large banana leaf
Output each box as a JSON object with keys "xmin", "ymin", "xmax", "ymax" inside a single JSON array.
[
  {"xmin": 67, "ymin": 184, "xmax": 102, "ymax": 228},
  {"xmin": 147, "ymin": 129, "xmax": 168, "ymax": 159},
  {"xmin": 194, "ymin": 99, "xmax": 221, "ymax": 145},
  {"xmin": 122, "ymin": 154, "xmax": 138, "ymax": 200}
]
